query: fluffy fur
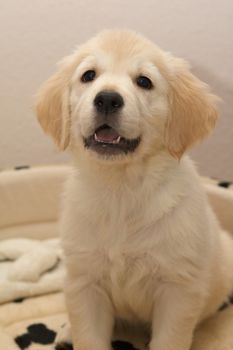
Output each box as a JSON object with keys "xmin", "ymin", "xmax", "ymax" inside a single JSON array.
[{"xmin": 36, "ymin": 30, "xmax": 233, "ymax": 350}]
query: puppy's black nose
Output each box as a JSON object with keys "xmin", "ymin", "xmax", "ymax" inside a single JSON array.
[{"xmin": 94, "ymin": 91, "xmax": 124, "ymax": 114}]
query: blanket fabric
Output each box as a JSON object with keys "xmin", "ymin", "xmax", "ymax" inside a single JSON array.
[{"xmin": 0, "ymin": 239, "xmax": 65, "ymax": 304}]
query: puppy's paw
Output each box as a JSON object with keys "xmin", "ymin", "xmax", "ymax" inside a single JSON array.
[
  {"xmin": 55, "ymin": 323, "xmax": 72, "ymax": 350},
  {"xmin": 55, "ymin": 342, "xmax": 73, "ymax": 350},
  {"xmin": 112, "ymin": 340, "xmax": 138, "ymax": 350}
]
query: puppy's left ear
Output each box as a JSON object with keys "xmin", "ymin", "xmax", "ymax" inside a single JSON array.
[
  {"xmin": 35, "ymin": 56, "xmax": 76, "ymax": 150},
  {"xmin": 165, "ymin": 58, "xmax": 219, "ymax": 159}
]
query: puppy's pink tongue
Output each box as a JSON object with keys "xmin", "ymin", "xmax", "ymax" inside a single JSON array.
[{"xmin": 95, "ymin": 128, "xmax": 121, "ymax": 143}]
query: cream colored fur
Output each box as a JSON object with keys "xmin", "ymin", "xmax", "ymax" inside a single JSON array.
[{"xmin": 36, "ymin": 30, "xmax": 233, "ymax": 350}]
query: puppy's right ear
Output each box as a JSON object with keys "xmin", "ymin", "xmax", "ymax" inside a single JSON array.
[{"xmin": 35, "ymin": 57, "xmax": 75, "ymax": 150}]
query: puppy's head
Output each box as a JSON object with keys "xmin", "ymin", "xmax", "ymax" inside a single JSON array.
[{"xmin": 36, "ymin": 30, "xmax": 218, "ymax": 161}]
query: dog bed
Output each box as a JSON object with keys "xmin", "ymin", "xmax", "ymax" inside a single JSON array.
[{"xmin": 0, "ymin": 165, "xmax": 233, "ymax": 350}]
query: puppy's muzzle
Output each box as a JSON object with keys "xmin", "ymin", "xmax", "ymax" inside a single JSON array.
[
  {"xmin": 94, "ymin": 91, "xmax": 124, "ymax": 115},
  {"xmin": 83, "ymin": 90, "xmax": 140, "ymax": 157}
]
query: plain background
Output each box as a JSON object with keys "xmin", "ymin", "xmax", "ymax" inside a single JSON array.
[{"xmin": 0, "ymin": 0, "xmax": 232, "ymax": 179}]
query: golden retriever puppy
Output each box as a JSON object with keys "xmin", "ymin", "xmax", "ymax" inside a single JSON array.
[{"xmin": 36, "ymin": 30, "xmax": 233, "ymax": 350}]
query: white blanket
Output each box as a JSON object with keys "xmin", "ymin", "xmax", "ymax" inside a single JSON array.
[{"xmin": 0, "ymin": 239, "xmax": 65, "ymax": 304}]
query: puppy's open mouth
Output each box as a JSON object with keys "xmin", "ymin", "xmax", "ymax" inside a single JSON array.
[{"xmin": 84, "ymin": 124, "xmax": 140, "ymax": 156}]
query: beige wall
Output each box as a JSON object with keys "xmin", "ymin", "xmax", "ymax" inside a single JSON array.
[{"xmin": 0, "ymin": 0, "xmax": 232, "ymax": 179}]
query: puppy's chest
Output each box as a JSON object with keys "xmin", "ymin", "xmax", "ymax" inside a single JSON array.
[
  {"xmin": 71, "ymin": 197, "xmax": 158, "ymax": 282},
  {"xmin": 73, "ymin": 211, "xmax": 159, "ymax": 283},
  {"xmin": 66, "ymin": 190, "xmax": 167, "ymax": 319},
  {"xmin": 74, "ymin": 238, "xmax": 159, "ymax": 282},
  {"xmin": 75, "ymin": 241, "xmax": 159, "ymax": 320}
]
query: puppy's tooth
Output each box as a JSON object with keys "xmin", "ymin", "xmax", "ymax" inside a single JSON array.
[
  {"xmin": 114, "ymin": 136, "xmax": 121, "ymax": 144},
  {"xmin": 94, "ymin": 133, "xmax": 98, "ymax": 141}
]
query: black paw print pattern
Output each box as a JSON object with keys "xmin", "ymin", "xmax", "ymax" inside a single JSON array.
[{"xmin": 15, "ymin": 323, "xmax": 56, "ymax": 349}]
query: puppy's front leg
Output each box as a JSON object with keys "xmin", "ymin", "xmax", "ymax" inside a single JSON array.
[
  {"xmin": 150, "ymin": 285, "xmax": 204, "ymax": 350},
  {"xmin": 65, "ymin": 277, "xmax": 114, "ymax": 350}
]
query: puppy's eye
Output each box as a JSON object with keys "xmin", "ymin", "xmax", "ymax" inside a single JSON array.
[
  {"xmin": 136, "ymin": 76, "xmax": 153, "ymax": 90},
  {"xmin": 81, "ymin": 70, "xmax": 96, "ymax": 83}
]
